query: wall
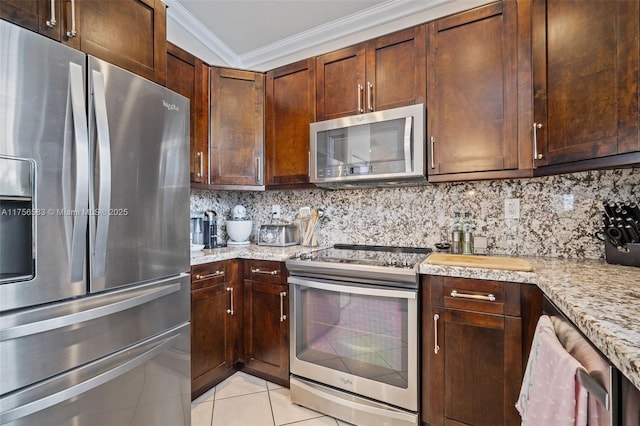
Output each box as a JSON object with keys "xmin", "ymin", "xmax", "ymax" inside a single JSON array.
[{"xmin": 191, "ymin": 168, "xmax": 639, "ymax": 259}]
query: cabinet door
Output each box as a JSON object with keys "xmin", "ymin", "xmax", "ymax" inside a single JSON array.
[
  {"xmin": 210, "ymin": 67, "xmax": 265, "ymax": 188},
  {"xmin": 316, "ymin": 44, "xmax": 366, "ymax": 120},
  {"xmin": 365, "ymin": 25, "xmax": 426, "ymax": 113},
  {"xmin": 427, "ymin": 1, "xmax": 520, "ymax": 180},
  {"xmin": 265, "ymin": 58, "xmax": 316, "ymax": 188},
  {"xmin": 532, "ymin": 0, "xmax": 639, "ymax": 168},
  {"xmin": 190, "ymin": 261, "xmax": 241, "ymax": 399},
  {"xmin": 167, "ymin": 43, "xmax": 209, "ymax": 185},
  {"xmin": 243, "ymin": 279, "xmax": 289, "ymax": 385},
  {"xmin": 429, "ymin": 307, "xmax": 522, "ymax": 426},
  {"xmin": 0, "ymin": 0, "xmax": 62, "ymax": 40},
  {"xmin": 63, "ymin": 0, "xmax": 167, "ymax": 84}
]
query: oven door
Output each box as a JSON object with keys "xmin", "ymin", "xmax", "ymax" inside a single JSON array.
[{"xmin": 289, "ymin": 276, "xmax": 418, "ymax": 412}]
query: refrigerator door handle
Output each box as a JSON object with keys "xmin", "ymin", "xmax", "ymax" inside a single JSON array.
[
  {"xmin": 0, "ymin": 328, "xmax": 181, "ymax": 423},
  {"xmin": 91, "ymin": 70, "xmax": 112, "ymax": 279},
  {"xmin": 0, "ymin": 281, "xmax": 182, "ymax": 341},
  {"xmin": 64, "ymin": 62, "xmax": 89, "ymax": 283}
]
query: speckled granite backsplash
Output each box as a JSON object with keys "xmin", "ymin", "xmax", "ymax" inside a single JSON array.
[{"xmin": 191, "ymin": 168, "xmax": 639, "ymax": 259}]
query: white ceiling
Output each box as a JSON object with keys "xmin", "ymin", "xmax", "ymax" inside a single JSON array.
[{"xmin": 165, "ymin": 0, "xmax": 492, "ymax": 71}]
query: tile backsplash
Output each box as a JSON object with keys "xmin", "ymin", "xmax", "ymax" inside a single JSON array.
[{"xmin": 191, "ymin": 168, "xmax": 639, "ymax": 259}]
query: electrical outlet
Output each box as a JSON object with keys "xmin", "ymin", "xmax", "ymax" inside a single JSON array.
[
  {"xmin": 563, "ymin": 194, "xmax": 574, "ymax": 211},
  {"xmin": 504, "ymin": 198, "xmax": 520, "ymax": 219},
  {"xmin": 271, "ymin": 205, "xmax": 281, "ymax": 220}
]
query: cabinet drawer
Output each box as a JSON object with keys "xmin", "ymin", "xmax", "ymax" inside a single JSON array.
[
  {"xmin": 244, "ymin": 260, "xmax": 285, "ymax": 284},
  {"xmin": 428, "ymin": 276, "xmax": 520, "ymax": 316},
  {"xmin": 191, "ymin": 261, "xmax": 232, "ymax": 289}
]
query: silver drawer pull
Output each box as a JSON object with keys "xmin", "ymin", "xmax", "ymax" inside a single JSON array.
[
  {"xmin": 251, "ymin": 268, "xmax": 278, "ymax": 276},
  {"xmin": 450, "ymin": 290, "xmax": 496, "ymax": 302},
  {"xmin": 433, "ymin": 313, "xmax": 440, "ymax": 354},
  {"xmin": 195, "ymin": 271, "xmax": 224, "ymax": 280}
]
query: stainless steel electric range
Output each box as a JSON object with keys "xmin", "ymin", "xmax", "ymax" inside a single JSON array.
[{"xmin": 286, "ymin": 244, "xmax": 432, "ymax": 426}]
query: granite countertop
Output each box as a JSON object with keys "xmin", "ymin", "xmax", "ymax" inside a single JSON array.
[
  {"xmin": 420, "ymin": 257, "xmax": 640, "ymax": 392},
  {"xmin": 190, "ymin": 244, "xmax": 305, "ymax": 265},
  {"xmin": 191, "ymin": 245, "xmax": 640, "ymax": 391}
]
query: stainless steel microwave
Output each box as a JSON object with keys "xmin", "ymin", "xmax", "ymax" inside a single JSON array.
[{"xmin": 309, "ymin": 104, "xmax": 425, "ymax": 188}]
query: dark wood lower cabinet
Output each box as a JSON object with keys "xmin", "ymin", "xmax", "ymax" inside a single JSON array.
[
  {"xmin": 190, "ymin": 260, "xmax": 241, "ymax": 399},
  {"xmin": 242, "ymin": 260, "xmax": 289, "ymax": 386},
  {"xmin": 190, "ymin": 259, "xmax": 289, "ymax": 399},
  {"xmin": 422, "ymin": 275, "xmax": 542, "ymax": 426}
]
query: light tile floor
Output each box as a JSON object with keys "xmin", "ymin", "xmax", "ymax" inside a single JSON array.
[{"xmin": 191, "ymin": 372, "xmax": 352, "ymax": 426}]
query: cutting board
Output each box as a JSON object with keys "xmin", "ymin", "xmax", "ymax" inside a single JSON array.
[{"xmin": 426, "ymin": 253, "xmax": 534, "ymax": 272}]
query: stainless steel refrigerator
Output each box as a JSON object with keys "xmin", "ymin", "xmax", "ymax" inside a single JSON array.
[{"xmin": 0, "ymin": 19, "xmax": 191, "ymax": 425}]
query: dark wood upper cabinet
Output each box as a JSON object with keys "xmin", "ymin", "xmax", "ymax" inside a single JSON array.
[
  {"xmin": 265, "ymin": 59, "xmax": 316, "ymax": 188},
  {"xmin": 0, "ymin": 0, "xmax": 63, "ymax": 40},
  {"xmin": 210, "ymin": 67, "xmax": 265, "ymax": 189},
  {"xmin": 2, "ymin": 0, "xmax": 168, "ymax": 85},
  {"xmin": 316, "ymin": 25, "xmax": 426, "ymax": 121},
  {"xmin": 166, "ymin": 43, "xmax": 209, "ymax": 185},
  {"xmin": 427, "ymin": 1, "xmax": 532, "ymax": 182},
  {"xmin": 532, "ymin": 0, "xmax": 640, "ymax": 173}
]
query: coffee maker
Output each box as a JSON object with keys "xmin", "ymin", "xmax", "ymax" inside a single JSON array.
[{"xmin": 203, "ymin": 210, "xmax": 223, "ymax": 249}]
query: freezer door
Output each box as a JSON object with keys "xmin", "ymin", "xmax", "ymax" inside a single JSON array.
[
  {"xmin": 0, "ymin": 20, "xmax": 89, "ymax": 312},
  {"xmin": 0, "ymin": 323, "xmax": 190, "ymax": 426},
  {"xmin": 87, "ymin": 57, "xmax": 190, "ymax": 292},
  {"xmin": 0, "ymin": 274, "xmax": 189, "ymax": 395}
]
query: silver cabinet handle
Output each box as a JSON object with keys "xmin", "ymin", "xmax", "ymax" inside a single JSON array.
[
  {"xmin": 196, "ymin": 152, "xmax": 203, "ymax": 178},
  {"xmin": 194, "ymin": 271, "xmax": 224, "ymax": 280},
  {"xmin": 251, "ymin": 268, "xmax": 279, "ymax": 276},
  {"xmin": 366, "ymin": 81, "xmax": 373, "ymax": 112},
  {"xmin": 357, "ymin": 84, "xmax": 364, "ymax": 113},
  {"xmin": 256, "ymin": 157, "xmax": 263, "ymax": 184},
  {"xmin": 433, "ymin": 313, "xmax": 440, "ymax": 354},
  {"xmin": 279, "ymin": 291, "xmax": 287, "ymax": 322},
  {"xmin": 67, "ymin": 0, "xmax": 77, "ymax": 37},
  {"xmin": 533, "ymin": 122, "xmax": 543, "ymax": 160},
  {"xmin": 226, "ymin": 287, "xmax": 234, "ymax": 315},
  {"xmin": 430, "ymin": 136, "xmax": 435, "ymax": 169},
  {"xmin": 46, "ymin": 0, "xmax": 57, "ymax": 27},
  {"xmin": 450, "ymin": 290, "xmax": 496, "ymax": 302}
]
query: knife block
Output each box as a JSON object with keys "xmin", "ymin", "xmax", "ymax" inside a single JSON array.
[{"xmin": 604, "ymin": 240, "xmax": 640, "ymax": 267}]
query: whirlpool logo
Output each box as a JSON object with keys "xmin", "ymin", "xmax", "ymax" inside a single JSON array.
[{"xmin": 162, "ymin": 100, "xmax": 179, "ymax": 111}]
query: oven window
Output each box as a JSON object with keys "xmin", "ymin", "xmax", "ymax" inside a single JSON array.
[{"xmin": 295, "ymin": 286, "xmax": 409, "ymax": 389}]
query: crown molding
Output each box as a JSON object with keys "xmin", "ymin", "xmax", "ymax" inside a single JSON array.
[
  {"xmin": 167, "ymin": 0, "xmax": 493, "ymax": 71},
  {"xmin": 165, "ymin": 0, "xmax": 240, "ymax": 67},
  {"xmin": 238, "ymin": 0, "xmax": 448, "ymax": 69}
]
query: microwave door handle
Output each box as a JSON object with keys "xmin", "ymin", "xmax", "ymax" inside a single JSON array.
[
  {"xmin": 91, "ymin": 70, "xmax": 112, "ymax": 279},
  {"xmin": 404, "ymin": 116, "xmax": 413, "ymax": 172},
  {"xmin": 66, "ymin": 62, "xmax": 89, "ymax": 283}
]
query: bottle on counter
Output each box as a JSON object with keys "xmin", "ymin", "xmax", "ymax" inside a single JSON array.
[
  {"xmin": 451, "ymin": 212, "xmax": 463, "ymax": 254},
  {"xmin": 461, "ymin": 211, "xmax": 474, "ymax": 254}
]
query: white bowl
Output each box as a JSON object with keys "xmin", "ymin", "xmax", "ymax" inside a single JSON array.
[{"xmin": 226, "ymin": 220, "xmax": 252, "ymax": 242}]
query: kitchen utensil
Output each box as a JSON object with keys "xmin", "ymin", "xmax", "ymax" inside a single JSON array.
[
  {"xmin": 203, "ymin": 210, "xmax": 223, "ymax": 249},
  {"xmin": 226, "ymin": 219, "xmax": 252, "ymax": 246}
]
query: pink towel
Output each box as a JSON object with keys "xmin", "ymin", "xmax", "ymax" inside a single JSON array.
[
  {"xmin": 552, "ymin": 316, "xmax": 611, "ymax": 426},
  {"xmin": 517, "ymin": 315, "xmax": 588, "ymax": 426}
]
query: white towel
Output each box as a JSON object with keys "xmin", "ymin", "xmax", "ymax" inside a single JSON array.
[{"xmin": 516, "ymin": 315, "xmax": 588, "ymax": 426}]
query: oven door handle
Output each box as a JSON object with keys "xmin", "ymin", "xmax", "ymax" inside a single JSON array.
[{"xmin": 288, "ymin": 277, "xmax": 417, "ymax": 299}]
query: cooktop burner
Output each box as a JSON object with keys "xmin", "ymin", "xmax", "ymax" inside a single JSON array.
[
  {"xmin": 295, "ymin": 244, "xmax": 431, "ymax": 267},
  {"xmin": 287, "ymin": 244, "xmax": 432, "ymax": 287}
]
